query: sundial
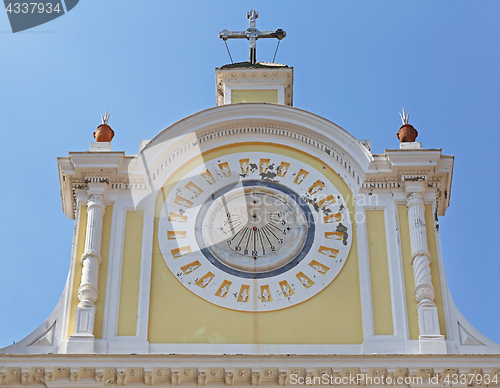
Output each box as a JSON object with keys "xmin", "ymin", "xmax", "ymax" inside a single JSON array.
[{"xmin": 158, "ymin": 152, "xmax": 352, "ymax": 312}]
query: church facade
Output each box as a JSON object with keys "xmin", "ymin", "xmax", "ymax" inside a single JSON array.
[{"xmin": 1, "ymin": 11, "xmax": 499, "ymax": 388}]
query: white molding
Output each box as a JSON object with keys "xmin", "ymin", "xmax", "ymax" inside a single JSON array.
[
  {"xmin": 136, "ymin": 208, "xmax": 154, "ymax": 341},
  {"xmin": 62, "ymin": 204, "xmax": 84, "ymax": 342},
  {"xmin": 100, "ymin": 198, "xmax": 117, "ymax": 343},
  {"xmin": 430, "ymin": 200, "xmax": 454, "ymax": 345},
  {"xmin": 394, "ymin": 199, "xmax": 412, "ymax": 343},
  {"xmin": 105, "ymin": 199, "xmax": 130, "ymax": 340},
  {"xmin": 148, "ymin": 343, "xmax": 363, "ymax": 355},
  {"xmin": 355, "ymin": 201, "xmax": 375, "ymax": 340},
  {"xmin": 1, "ymin": 353, "xmax": 500, "ymax": 386},
  {"xmin": 216, "ymin": 67, "xmax": 293, "ymax": 106}
]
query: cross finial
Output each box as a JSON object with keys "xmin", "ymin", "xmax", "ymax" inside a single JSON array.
[
  {"xmin": 247, "ymin": 9, "xmax": 258, "ymax": 21},
  {"xmin": 219, "ymin": 10, "xmax": 286, "ymax": 64}
]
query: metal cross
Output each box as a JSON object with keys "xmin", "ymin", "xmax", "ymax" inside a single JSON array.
[{"xmin": 219, "ymin": 9, "xmax": 286, "ymax": 64}]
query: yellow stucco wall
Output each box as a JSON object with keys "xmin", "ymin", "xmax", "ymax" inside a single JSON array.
[
  {"xmin": 398, "ymin": 204, "xmax": 446, "ymax": 340},
  {"xmin": 366, "ymin": 210, "xmax": 393, "ymax": 335},
  {"xmin": 425, "ymin": 204, "xmax": 446, "ymax": 338},
  {"xmin": 95, "ymin": 205, "xmax": 113, "ymax": 339},
  {"xmin": 68, "ymin": 205, "xmax": 113, "ymax": 339},
  {"xmin": 68, "ymin": 206, "xmax": 87, "ymax": 338},
  {"xmin": 148, "ymin": 143, "xmax": 363, "ymax": 344},
  {"xmin": 117, "ymin": 211, "xmax": 144, "ymax": 336},
  {"xmin": 231, "ymin": 89, "xmax": 278, "ymax": 104}
]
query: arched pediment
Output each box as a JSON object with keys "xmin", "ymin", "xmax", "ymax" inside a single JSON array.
[{"xmin": 138, "ymin": 103, "xmax": 373, "ymax": 188}]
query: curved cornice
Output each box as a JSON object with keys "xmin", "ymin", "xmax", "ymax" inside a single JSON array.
[{"xmin": 140, "ymin": 103, "xmax": 374, "ymax": 172}]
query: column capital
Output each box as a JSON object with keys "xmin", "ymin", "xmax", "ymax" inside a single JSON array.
[
  {"xmin": 406, "ymin": 192, "xmax": 425, "ymax": 210},
  {"xmin": 85, "ymin": 175, "xmax": 110, "ymax": 198},
  {"xmin": 87, "ymin": 194, "xmax": 105, "ymax": 211},
  {"xmin": 401, "ymin": 173, "xmax": 428, "ymax": 196}
]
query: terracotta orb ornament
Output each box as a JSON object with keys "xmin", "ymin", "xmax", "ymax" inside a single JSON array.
[
  {"xmin": 93, "ymin": 124, "xmax": 115, "ymax": 142},
  {"xmin": 396, "ymin": 108, "xmax": 418, "ymax": 143},
  {"xmin": 93, "ymin": 109, "xmax": 114, "ymax": 142},
  {"xmin": 397, "ymin": 123, "xmax": 418, "ymax": 143}
]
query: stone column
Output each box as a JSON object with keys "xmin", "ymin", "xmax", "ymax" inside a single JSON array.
[
  {"xmin": 405, "ymin": 189, "xmax": 446, "ymax": 353},
  {"xmin": 69, "ymin": 194, "xmax": 106, "ymax": 352},
  {"xmin": 78, "ymin": 194, "xmax": 105, "ymax": 308}
]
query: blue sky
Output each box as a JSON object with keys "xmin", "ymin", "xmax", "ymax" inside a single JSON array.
[{"xmin": 0, "ymin": 1, "xmax": 499, "ymax": 348}]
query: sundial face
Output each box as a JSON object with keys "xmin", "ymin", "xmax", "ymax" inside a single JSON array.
[
  {"xmin": 158, "ymin": 151, "xmax": 352, "ymax": 312},
  {"xmin": 196, "ymin": 182, "xmax": 313, "ymax": 278}
]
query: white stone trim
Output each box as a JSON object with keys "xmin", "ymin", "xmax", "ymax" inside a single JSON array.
[
  {"xmin": 106, "ymin": 201, "xmax": 132, "ymax": 339},
  {"xmin": 136, "ymin": 208, "xmax": 154, "ymax": 342},
  {"xmin": 1, "ymin": 354, "xmax": 500, "ymax": 386},
  {"xmin": 216, "ymin": 67, "xmax": 293, "ymax": 106},
  {"xmin": 98, "ymin": 196, "xmax": 117, "ymax": 353},
  {"xmin": 147, "ymin": 125, "xmax": 364, "ymax": 187},
  {"xmin": 355, "ymin": 201, "xmax": 375, "ymax": 341}
]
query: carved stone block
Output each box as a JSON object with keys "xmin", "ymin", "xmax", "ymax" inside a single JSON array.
[
  {"xmin": 314, "ymin": 367, "xmax": 333, "ymax": 379},
  {"xmin": 180, "ymin": 367, "xmax": 198, "ymax": 384},
  {"xmin": 394, "ymin": 368, "xmax": 408, "ymax": 379},
  {"xmin": 104, "ymin": 367, "xmax": 117, "ymax": 385},
  {"xmin": 225, "ymin": 371, "xmax": 235, "ymax": 386},
  {"xmin": 206, "ymin": 367, "xmax": 225, "ymax": 384},
  {"xmin": 116, "ymin": 371, "xmax": 126, "ymax": 386},
  {"xmin": 22, "ymin": 371, "xmax": 30, "ymax": 385},
  {"xmin": 152, "ymin": 367, "xmax": 170, "ymax": 385},
  {"xmin": 30, "ymin": 367, "xmax": 45, "ymax": 384},
  {"xmin": 278, "ymin": 372, "xmax": 287, "ymax": 386},
  {"xmin": 487, "ymin": 368, "xmax": 500, "ymax": 386},
  {"xmin": 439, "ymin": 367, "xmax": 458, "ymax": 382},
  {"xmin": 7, "ymin": 367, "xmax": 21, "ymax": 385},
  {"xmin": 54, "ymin": 367, "xmax": 71, "ymax": 380},
  {"xmin": 234, "ymin": 368, "xmax": 252, "ymax": 384},
  {"xmin": 95, "ymin": 371, "xmax": 104, "ymax": 382},
  {"xmin": 144, "ymin": 371, "xmax": 153, "ymax": 385},
  {"xmin": 261, "ymin": 368, "xmax": 279, "ymax": 384},
  {"xmin": 287, "ymin": 368, "xmax": 306, "ymax": 385},
  {"xmin": 198, "ymin": 371, "xmax": 209, "ymax": 385},
  {"xmin": 467, "ymin": 367, "xmax": 483, "ymax": 375},
  {"xmin": 126, "ymin": 367, "xmax": 144, "ymax": 385},
  {"xmin": 466, "ymin": 368, "xmax": 484, "ymax": 386},
  {"xmin": 416, "ymin": 367, "xmax": 434, "ymax": 378},
  {"xmin": 251, "ymin": 371, "xmax": 261, "ymax": 386},
  {"xmin": 72, "ymin": 306, "xmax": 96, "ymax": 335},
  {"xmin": 305, "ymin": 371, "xmax": 315, "ymax": 385},
  {"xmin": 331, "ymin": 371, "xmax": 342, "ymax": 386},
  {"xmin": 171, "ymin": 371, "xmax": 180, "ymax": 386},
  {"xmin": 341, "ymin": 367, "xmax": 360, "ymax": 383},
  {"xmin": 386, "ymin": 372, "xmax": 396, "ymax": 386},
  {"xmin": 69, "ymin": 371, "xmax": 79, "ymax": 382},
  {"xmin": 79, "ymin": 367, "xmax": 95, "ymax": 380},
  {"xmin": 368, "ymin": 368, "xmax": 387, "ymax": 378}
]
